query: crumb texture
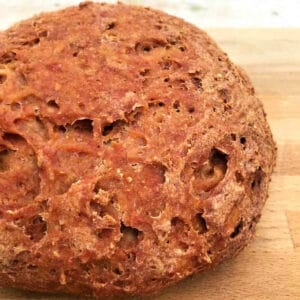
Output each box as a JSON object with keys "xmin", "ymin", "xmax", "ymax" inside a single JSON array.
[{"xmin": 0, "ymin": 2, "xmax": 276, "ymax": 298}]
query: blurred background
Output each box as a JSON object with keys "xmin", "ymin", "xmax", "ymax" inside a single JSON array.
[{"xmin": 0, "ymin": 0, "xmax": 299, "ymax": 30}]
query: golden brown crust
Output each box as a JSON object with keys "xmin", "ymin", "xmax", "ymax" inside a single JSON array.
[{"xmin": 0, "ymin": 2, "xmax": 276, "ymax": 298}]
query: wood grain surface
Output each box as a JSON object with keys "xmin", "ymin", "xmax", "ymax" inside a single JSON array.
[{"xmin": 0, "ymin": 28, "xmax": 299, "ymax": 300}]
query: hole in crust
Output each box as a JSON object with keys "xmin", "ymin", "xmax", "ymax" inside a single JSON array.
[
  {"xmin": 119, "ymin": 222, "xmax": 142, "ymax": 247},
  {"xmin": 0, "ymin": 74, "xmax": 7, "ymax": 84},
  {"xmin": 47, "ymin": 99, "xmax": 59, "ymax": 110},
  {"xmin": 135, "ymin": 38, "xmax": 166, "ymax": 54},
  {"xmin": 230, "ymin": 220, "xmax": 243, "ymax": 238},
  {"xmin": 102, "ymin": 124, "xmax": 113, "ymax": 136},
  {"xmin": 192, "ymin": 213, "xmax": 208, "ymax": 234},
  {"xmin": 54, "ymin": 125, "xmax": 67, "ymax": 133},
  {"xmin": 106, "ymin": 22, "xmax": 116, "ymax": 30},
  {"xmin": 192, "ymin": 149, "xmax": 228, "ymax": 193},
  {"xmin": 101, "ymin": 120, "xmax": 126, "ymax": 136},
  {"xmin": 240, "ymin": 137, "xmax": 246, "ymax": 145},
  {"xmin": 24, "ymin": 215, "xmax": 47, "ymax": 242},
  {"xmin": 71, "ymin": 119, "xmax": 93, "ymax": 133},
  {"xmin": 169, "ymin": 217, "xmax": 190, "ymax": 248}
]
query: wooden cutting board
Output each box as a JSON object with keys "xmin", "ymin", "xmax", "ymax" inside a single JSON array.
[{"xmin": 0, "ymin": 29, "xmax": 299, "ymax": 300}]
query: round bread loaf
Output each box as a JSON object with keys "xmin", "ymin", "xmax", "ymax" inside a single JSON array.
[{"xmin": 0, "ymin": 2, "xmax": 276, "ymax": 298}]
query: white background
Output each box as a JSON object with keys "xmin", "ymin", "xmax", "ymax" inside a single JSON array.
[{"xmin": 0, "ymin": 0, "xmax": 299, "ymax": 30}]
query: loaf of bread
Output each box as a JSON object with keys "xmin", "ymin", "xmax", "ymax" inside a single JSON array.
[{"xmin": 0, "ymin": 2, "xmax": 276, "ymax": 298}]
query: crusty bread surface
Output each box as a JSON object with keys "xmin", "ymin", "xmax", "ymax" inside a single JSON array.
[{"xmin": 0, "ymin": 2, "xmax": 276, "ymax": 298}]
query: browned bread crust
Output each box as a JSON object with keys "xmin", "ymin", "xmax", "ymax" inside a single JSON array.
[{"xmin": 0, "ymin": 2, "xmax": 276, "ymax": 298}]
